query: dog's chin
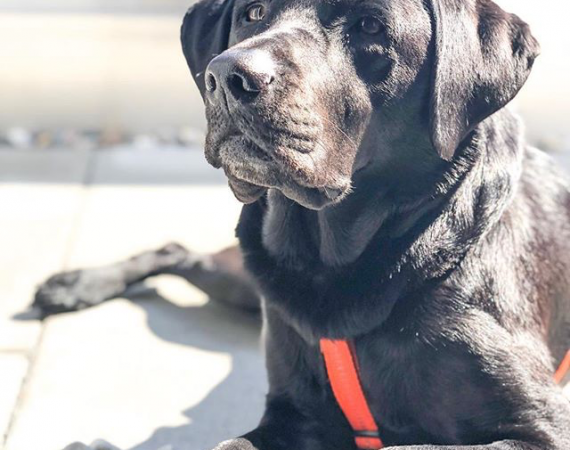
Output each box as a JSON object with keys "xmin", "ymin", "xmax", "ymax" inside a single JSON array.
[
  {"xmin": 228, "ymin": 174, "xmax": 347, "ymax": 210},
  {"xmin": 209, "ymin": 136, "xmax": 349, "ymax": 210},
  {"xmin": 276, "ymin": 182, "xmax": 348, "ymax": 210}
]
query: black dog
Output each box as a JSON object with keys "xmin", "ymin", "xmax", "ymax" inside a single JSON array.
[{"xmin": 35, "ymin": 0, "xmax": 570, "ymax": 448}]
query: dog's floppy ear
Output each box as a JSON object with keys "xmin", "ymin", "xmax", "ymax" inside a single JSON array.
[
  {"xmin": 181, "ymin": 0, "xmax": 236, "ymax": 97},
  {"xmin": 428, "ymin": 0, "xmax": 540, "ymax": 160}
]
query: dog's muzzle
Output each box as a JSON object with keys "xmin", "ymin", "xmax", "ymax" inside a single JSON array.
[
  {"xmin": 202, "ymin": 45, "xmax": 352, "ymax": 210},
  {"xmin": 205, "ymin": 48, "xmax": 276, "ymax": 106}
]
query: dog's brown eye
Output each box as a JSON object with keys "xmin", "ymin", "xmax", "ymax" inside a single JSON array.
[
  {"xmin": 246, "ymin": 3, "xmax": 266, "ymax": 22},
  {"xmin": 359, "ymin": 16, "xmax": 383, "ymax": 35}
]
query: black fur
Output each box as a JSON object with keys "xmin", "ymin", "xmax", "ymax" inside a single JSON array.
[
  {"xmin": 181, "ymin": 0, "xmax": 570, "ymax": 448},
  {"xmin": 33, "ymin": 0, "xmax": 570, "ymax": 448}
]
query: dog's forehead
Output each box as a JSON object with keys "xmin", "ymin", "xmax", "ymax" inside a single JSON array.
[
  {"xmin": 243, "ymin": 0, "xmax": 434, "ymax": 41},
  {"xmin": 262, "ymin": 0, "xmax": 430, "ymax": 21}
]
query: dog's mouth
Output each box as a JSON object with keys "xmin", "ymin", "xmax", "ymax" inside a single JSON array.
[{"xmin": 206, "ymin": 129, "xmax": 350, "ymax": 210}]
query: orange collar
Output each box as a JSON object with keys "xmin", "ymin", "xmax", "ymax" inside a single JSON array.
[
  {"xmin": 554, "ymin": 349, "xmax": 570, "ymax": 384},
  {"xmin": 320, "ymin": 339, "xmax": 384, "ymax": 449},
  {"xmin": 321, "ymin": 340, "xmax": 570, "ymax": 450}
]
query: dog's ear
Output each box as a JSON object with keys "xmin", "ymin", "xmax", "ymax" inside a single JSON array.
[
  {"xmin": 181, "ymin": 0, "xmax": 236, "ymax": 97},
  {"xmin": 428, "ymin": 0, "xmax": 540, "ymax": 160}
]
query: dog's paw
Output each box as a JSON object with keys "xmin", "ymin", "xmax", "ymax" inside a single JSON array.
[
  {"xmin": 156, "ymin": 242, "xmax": 190, "ymax": 265},
  {"xmin": 213, "ymin": 438, "xmax": 258, "ymax": 450},
  {"xmin": 33, "ymin": 269, "xmax": 126, "ymax": 315}
]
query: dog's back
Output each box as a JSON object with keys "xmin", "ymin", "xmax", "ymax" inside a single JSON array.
[
  {"xmin": 521, "ymin": 147, "xmax": 570, "ymax": 377},
  {"xmin": 495, "ymin": 141, "xmax": 570, "ymax": 384}
]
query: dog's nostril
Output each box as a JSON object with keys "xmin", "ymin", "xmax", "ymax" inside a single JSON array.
[
  {"xmin": 206, "ymin": 72, "xmax": 217, "ymax": 92},
  {"xmin": 230, "ymin": 73, "xmax": 260, "ymax": 94}
]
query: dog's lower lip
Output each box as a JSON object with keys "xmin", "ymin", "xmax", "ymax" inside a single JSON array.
[{"xmin": 227, "ymin": 174, "xmax": 267, "ymax": 203}]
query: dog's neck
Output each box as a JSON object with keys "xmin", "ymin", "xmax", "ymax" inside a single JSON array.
[
  {"xmin": 262, "ymin": 179, "xmax": 442, "ymax": 267},
  {"xmin": 262, "ymin": 178, "xmax": 444, "ymax": 267},
  {"xmin": 261, "ymin": 110, "xmax": 525, "ymax": 269}
]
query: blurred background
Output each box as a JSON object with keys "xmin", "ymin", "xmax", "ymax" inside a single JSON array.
[
  {"xmin": 0, "ymin": 1, "xmax": 568, "ymax": 450},
  {"xmin": 1, "ymin": 0, "xmax": 569, "ymax": 151}
]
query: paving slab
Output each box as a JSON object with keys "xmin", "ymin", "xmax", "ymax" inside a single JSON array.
[
  {"xmin": 90, "ymin": 147, "xmax": 224, "ymax": 186},
  {"xmin": 0, "ymin": 149, "xmax": 91, "ymax": 184},
  {"xmin": 0, "ymin": 149, "xmax": 92, "ymax": 449},
  {"xmin": 3, "ymin": 147, "xmax": 266, "ymax": 450},
  {"xmin": 0, "ymin": 354, "xmax": 28, "ymax": 445},
  {"xmin": 5, "ymin": 295, "xmax": 265, "ymax": 450},
  {"xmin": 0, "ymin": 184, "xmax": 87, "ymax": 350},
  {"xmin": 0, "ymin": 149, "xmax": 91, "ymax": 352}
]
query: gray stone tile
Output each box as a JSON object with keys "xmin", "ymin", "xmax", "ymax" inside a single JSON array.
[
  {"xmin": 5, "ymin": 181, "xmax": 263, "ymax": 450},
  {"xmin": 0, "ymin": 149, "xmax": 91, "ymax": 184},
  {"xmin": 0, "ymin": 184, "xmax": 87, "ymax": 351},
  {"xmin": 0, "ymin": 354, "xmax": 28, "ymax": 446},
  {"xmin": 66, "ymin": 185, "xmax": 242, "ymax": 265},
  {"xmin": 90, "ymin": 147, "xmax": 225, "ymax": 186},
  {"xmin": 0, "ymin": 149, "xmax": 93, "ymax": 448},
  {"xmin": 5, "ymin": 287, "xmax": 265, "ymax": 450}
]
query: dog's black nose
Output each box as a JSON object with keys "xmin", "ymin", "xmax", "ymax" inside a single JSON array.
[{"xmin": 205, "ymin": 49, "xmax": 275, "ymax": 103}]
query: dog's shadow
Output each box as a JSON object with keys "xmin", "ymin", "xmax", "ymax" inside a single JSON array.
[{"xmin": 107, "ymin": 286, "xmax": 266, "ymax": 450}]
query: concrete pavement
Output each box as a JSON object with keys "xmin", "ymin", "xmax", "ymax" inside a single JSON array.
[{"xmin": 0, "ymin": 147, "xmax": 266, "ymax": 450}]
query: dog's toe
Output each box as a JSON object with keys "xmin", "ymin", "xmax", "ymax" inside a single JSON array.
[
  {"xmin": 33, "ymin": 268, "xmax": 124, "ymax": 314},
  {"xmin": 33, "ymin": 270, "xmax": 85, "ymax": 314}
]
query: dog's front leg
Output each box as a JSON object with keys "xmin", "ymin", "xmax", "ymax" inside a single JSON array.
[
  {"xmin": 385, "ymin": 443, "xmax": 541, "ymax": 450},
  {"xmin": 383, "ymin": 394, "xmax": 570, "ymax": 450},
  {"xmin": 33, "ymin": 242, "xmax": 260, "ymax": 314},
  {"xmin": 208, "ymin": 397, "xmax": 341, "ymax": 450},
  {"xmin": 34, "ymin": 242, "xmax": 195, "ymax": 314}
]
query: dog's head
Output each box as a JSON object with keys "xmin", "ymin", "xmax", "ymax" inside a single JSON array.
[{"xmin": 182, "ymin": 0, "xmax": 539, "ymax": 210}]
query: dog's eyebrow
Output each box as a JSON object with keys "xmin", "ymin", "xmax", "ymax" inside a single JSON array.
[
  {"xmin": 333, "ymin": 0, "xmax": 388, "ymax": 15},
  {"xmin": 316, "ymin": 0, "xmax": 388, "ymax": 26}
]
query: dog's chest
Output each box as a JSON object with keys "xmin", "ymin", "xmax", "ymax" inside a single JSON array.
[
  {"xmin": 318, "ymin": 330, "xmax": 479, "ymax": 446},
  {"xmin": 319, "ymin": 336, "xmax": 436, "ymax": 445},
  {"xmin": 345, "ymin": 335, "xmax": 439, "ymax": 444}
]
